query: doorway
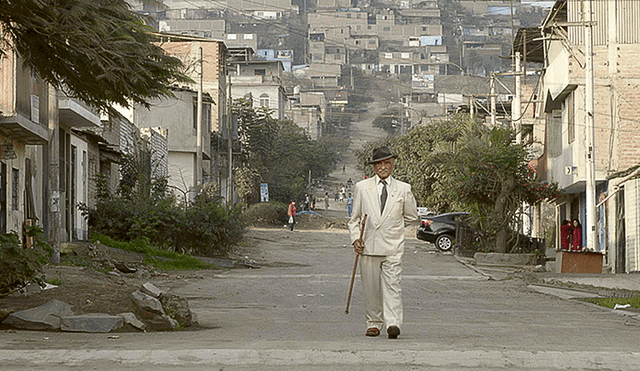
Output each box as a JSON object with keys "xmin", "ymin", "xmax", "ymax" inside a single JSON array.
[
  {"xmin": 0, "ymin": 162, "xmax": 6, "ymax": 233},
  {"xmin": 616, "ymin": 188, "xmax": 626, "ymax": 273}
]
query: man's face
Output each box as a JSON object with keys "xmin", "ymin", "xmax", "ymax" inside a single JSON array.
[{"xmin": 373, "ymin": 158, "xmax": 394, "ymax": 180}]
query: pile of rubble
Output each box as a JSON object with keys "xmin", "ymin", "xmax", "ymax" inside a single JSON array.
[
  {"xmin": 1, "ymin": 282, "xmax": 196, "ymax": 332},
  {"xmin": 61, "ymin": 241, "xmax": 157, "ymax": 278}
]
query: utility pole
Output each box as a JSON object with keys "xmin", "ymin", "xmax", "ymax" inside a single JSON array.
[
  {"xmin": 584, "ymin": 0, "xmax": 597, "ymax": 250},
  {"xmin": 490, "ymin": 73, "xmax": 497, "ymax": 127},
  {"xmin": 227, "ymin": 74, "xmax": 233, "ymax": 205},
  {"xmin": 196, "ymin": 46, "xmax": 203, "ymax": 191},
  {"xmin": 47, "ymin": 85, "xmax": 60, "ymax": 263},
  {"xmin": 513, "ymin": 51, "xmax": 522, "ymax": 143}
]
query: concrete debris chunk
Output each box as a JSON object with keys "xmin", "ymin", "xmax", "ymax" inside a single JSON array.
[
  {"xmin": 114, "ymin": 261, "xmax": 137, "ymax": 274},
  {"xmin": 132, "ymin": 290, "xmax": 165, "ymax": 315},
  {"xmin": 160, "ymin": 293, "xmax": 193, "ymax": 327},
  {"xmin": 118, "ymin": 312, "xmax": 147, "ymax": 331},
  {"xmin": 60, "ymin": 313, "xmax": 124, "ymax": 333},
  {"xmin": 2, "ymin": 300, "xmax": 73, "ymax": 330},
  {"xmin": 140, "ymin": 282, "xmax": 163, "ymax": 299},
  {"xmin": 143, "ymin": 314, "xmax": 179, "ymax": 331}
]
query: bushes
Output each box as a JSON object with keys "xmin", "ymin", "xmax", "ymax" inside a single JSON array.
[
  {"xmin": 0, "ymin": 226, "xmax": 51, "ymax": 296},
  {"xmin": 83, "ymin": 196, "xmax": 246, "ymax": 257},
  {"xmin": 81, "ymin": 152, "xmax": 246, "ymax": 257},
  {"xmin": 183, "ymin": 200, "xmax": 246, "ymax": 257},
  {"xmin": 242, "ymin": 202, "xmax": 288, "ymax": 225}
]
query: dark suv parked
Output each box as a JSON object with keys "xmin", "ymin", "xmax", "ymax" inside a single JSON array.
[{"xmin": 416, "ymin": 212, "xmax": 470, "ymax": 251}]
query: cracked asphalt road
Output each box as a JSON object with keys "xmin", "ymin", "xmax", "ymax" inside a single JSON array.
[{"xmin": 4, "ymin": 227, "xmax": 640, "ymax": 370}]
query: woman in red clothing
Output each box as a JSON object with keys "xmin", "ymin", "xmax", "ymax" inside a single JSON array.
[
  {"xmin": 287, "ymin": 201, "xmax": 296, "ymax": 231},
  {"xmin": 571, "ymin": 219, "xmax": 583, "ymax": 251},
  {"xmin": 560, "ymin": 220, "xmax": 572, "ymax": 251}
]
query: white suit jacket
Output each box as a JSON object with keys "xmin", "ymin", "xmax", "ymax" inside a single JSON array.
[{"xmin": 348, "ymin": 176, "xmax": 419, "ymax": 256}]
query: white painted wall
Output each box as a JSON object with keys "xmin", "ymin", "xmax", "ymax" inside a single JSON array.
[
  {"xmin": 168, "ymin": 151, "xmax": 197, "ymax": 201},
  {"xmin": 625, "ymin": 179, "xmax": 640, "ymax": 272},
  {"xmin": 70, "ymin": 133, "xmax": 89, "ymax": 240}
]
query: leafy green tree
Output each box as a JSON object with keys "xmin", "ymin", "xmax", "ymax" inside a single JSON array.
[
  {"xmin": 265, "ymin": 121, "xmax": 339, "ymax": 203},
  {"xmin": 233, "ymin": 98, "xmax": 278, "ymax": 164},
  {"xmin": 353, "ymin": 114, "xmax": 469, "ymax": 212},
  {"xmin": 0, "ymin": 0, "xmax": 190, "ymax": 110},
  {"xmin": 234, "ymin": 166, "xmax": 261, "ymax": 204},
  {"xmin": 231, "ymin": 99, "xmax": 339, "ymax": 204},
  {"xmin": 392, "ymin": 115, "xmax": 469, "ymax": 212},
  {"xmin": 439, "ymin": 124, "xmax": 560, "ymax": 252},
  {"xmin": 353, "ymin": 116, "xmax": 560, "ymax": 253}
]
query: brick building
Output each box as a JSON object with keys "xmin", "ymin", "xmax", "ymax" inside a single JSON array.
[{"xmin": 516, "ymin": 0, "xmax": 640, "ymax": 273}]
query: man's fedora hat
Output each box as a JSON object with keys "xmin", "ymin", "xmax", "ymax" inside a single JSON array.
[{"xmin": 369, "ymin": 146, "xmax": 397, "ymax": 164}]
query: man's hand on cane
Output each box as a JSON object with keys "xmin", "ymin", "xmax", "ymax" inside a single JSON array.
[{"xmin": 353, "ymin": 238, "xmax": 364, "ymax": 254}]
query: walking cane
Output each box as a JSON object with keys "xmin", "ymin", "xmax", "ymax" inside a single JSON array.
[{"xmin": 345, "ymin": 214, "xmax": 367, "ymax": 314}]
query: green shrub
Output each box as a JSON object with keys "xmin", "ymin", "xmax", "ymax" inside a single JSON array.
[
  {"xmin": 183, "ymin": 201, "xmax": 246, "ymax": 257},
  {"xmin": 243, "ymin": 202, "xmax": 288, "ymax": 225},
  {"xmin": 81, "ymin": 152, "xmax": 246, "ymax": 257},
  {"xmin": 83, "ymin": 195, "xmax": 246, "ymax": 257},
  {"xmin": 0, "ymin": 226, "xmax": 51, "ymax": 296}
]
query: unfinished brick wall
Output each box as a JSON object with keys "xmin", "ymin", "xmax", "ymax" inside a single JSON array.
[
  {"xmin": 614, "ymin": 45, "xmax": 640, "ymax": 171},
  {"xmin": 566, "ymin": 43, "xmax": 640, "ymax": 175}
]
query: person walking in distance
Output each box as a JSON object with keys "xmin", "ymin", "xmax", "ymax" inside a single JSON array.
[
  {"xmin": 348, "ymin": 146, "xmax": 418, "ymax": 339},
  {"xmin": 287, "ymin": 201, "xmax": 296, "ymax": 231},
  {"xmin": 571, "ymin": 219, "xmax": 583, "ymax": 251},
  {"xmin": 346, "ymin": 192, "xmax": 354, "ymax": 218},
  {"xmin": 324, "ymin": 192, "xmax": 330, "ymax": 216}
]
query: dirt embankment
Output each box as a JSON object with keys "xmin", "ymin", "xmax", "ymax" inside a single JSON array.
[{"xmin": 0, "ymin": 216, "xmax": 348, "ymax": 329}]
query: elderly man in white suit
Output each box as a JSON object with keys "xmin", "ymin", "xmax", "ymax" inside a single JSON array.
[{"xmin": 348, "ymin": 146, "xmax": 418, "ymax": 339}]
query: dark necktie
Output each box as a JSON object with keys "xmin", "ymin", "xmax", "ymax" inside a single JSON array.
[{"xmin": 380, "ymin": 179, "xmax": 387, "ymax": 214}]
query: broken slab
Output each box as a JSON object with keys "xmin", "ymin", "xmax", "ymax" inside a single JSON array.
[
  {"xmin": 160, "ymin": 293, "xmax": 193, "ymax": 327},
  {"xmin": 132, "ymin": 290, "xmax": 165, "ymax": 315},
  {"xmin": 60, "ymin": 313, "xmax": 124, "ymax": 333},
  {"xmin": 2, "ymin": 300, "xmax": 73, "ymax": 330},
  {"xmin": 140, "ymin": 282, "xmax": 162, "ymax": 299},
  {"xmin": 142, "ymin": 314, "xmax": 179, "ymax": 331},
  {"xmin": 118, "ymin": 312, "xmax": 146, "ymax": 331}
]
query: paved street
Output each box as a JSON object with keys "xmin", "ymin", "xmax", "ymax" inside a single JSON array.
[{"xmin": 3, "ymin": 228, "xmax": 640, "ymax": 370}]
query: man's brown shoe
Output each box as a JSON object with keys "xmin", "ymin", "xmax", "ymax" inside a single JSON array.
[
  {"xmin": 387, "ymin": 326, "xmax": 400, "ymax": 339},
  {"xmin": 366, "ymin": 328, "xmax": 380, "ymax": 337}
]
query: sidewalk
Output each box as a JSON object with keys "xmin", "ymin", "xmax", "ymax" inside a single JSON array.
[
  {"xmin": 522, "ymin": 271, "xmax": 640, "ymax": 293},
  {"xmin": 457, "ymin": 255, "xmax": 640, "ymax": 294}
]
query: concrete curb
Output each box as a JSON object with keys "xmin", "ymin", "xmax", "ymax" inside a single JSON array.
[
  {"xmin": 453, "ymin": 255, "xmax": 494, "ymax": 279},
  {"xmin": 3, "ymin": 349, "xmax": 640, "ymax": 369}
]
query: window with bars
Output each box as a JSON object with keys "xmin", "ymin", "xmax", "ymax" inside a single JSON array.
[{"xmin": 12, "ymin": 168, "xmax": 18, "ymax": 211}]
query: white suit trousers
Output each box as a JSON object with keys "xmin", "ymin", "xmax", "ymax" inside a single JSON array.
[{"xmin": 360, "ymin": 253, "xmax": 403, "ymax": 331}]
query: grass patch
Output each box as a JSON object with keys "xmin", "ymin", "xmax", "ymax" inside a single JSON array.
[
  {"xmin": 92, "ymin": 234, "xmax": 214, "ymax": 271},
  {"xmin": 585, "ymin": 297, "xmax": 640, "ymax": 309},
  {"xmin": 45, "ymin": 278, "xmax": 62, "ymax": 286}
]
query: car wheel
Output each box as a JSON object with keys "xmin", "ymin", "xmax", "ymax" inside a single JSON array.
[{"xmin": 435, "ymin": 235, "xmax": 454, "ymax": 251}]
